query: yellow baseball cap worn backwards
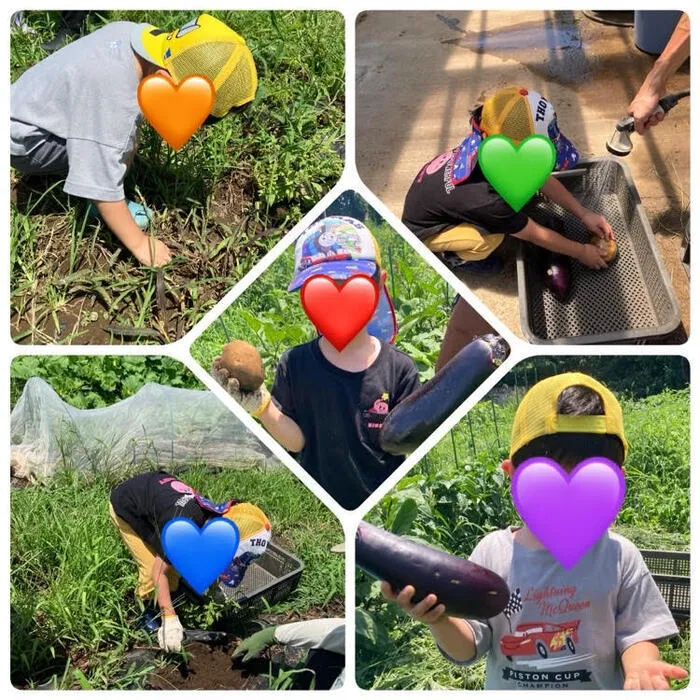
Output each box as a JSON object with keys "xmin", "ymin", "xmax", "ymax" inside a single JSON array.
[
  {"xmin": 131, "ymin": 14, "xmax": 257, "ymax": 117},
  {"xmin": 509, "ymin": 372, "xmax": 628, "ymax": 460}
]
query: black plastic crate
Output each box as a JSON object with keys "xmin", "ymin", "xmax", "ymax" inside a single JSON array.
[
  {"xmin": 218, "ymin": 541, "xmax": 304, "ymax": 606},
  {"xmin": 516, "ymin": 158, "xmax": 681, "ymax": 344},
  {"xmin": 640, "ymin": 549, "xmax": 690, "ymax": 621}
]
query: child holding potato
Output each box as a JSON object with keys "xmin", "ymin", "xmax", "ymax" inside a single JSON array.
[
  {"xmin": 212, "ymin": 216, "xmax": 421, "ymax": 510},
  {"xmin": 382, "ymin": 373, "xmax": 686, "ymax": 690},
  {"xmin": 402, "ymin": 87, "xmax": 615, "ymax": 274}
]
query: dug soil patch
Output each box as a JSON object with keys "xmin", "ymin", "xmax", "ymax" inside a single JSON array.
[{"xmin": 146, "ymin": 639, "xmax": 312, "ymax": 690}]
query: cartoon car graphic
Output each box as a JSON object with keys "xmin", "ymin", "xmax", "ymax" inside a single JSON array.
[{"xmin": 500, "ymin": 620, "xmax": 580, "ymax": 660}]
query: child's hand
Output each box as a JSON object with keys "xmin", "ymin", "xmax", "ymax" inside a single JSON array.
[
  {"xmin": 211, "ymin": 358, "xmax": 271, "ymax": 417},
  {"xmin": 380, "ymin": 582, "xmax": 447, "ymax": 625},
  {"xmin": 581, "ymin": 210, "xmax": 614, "ymax": 240},
  {"xmin": 623, "ymin": 659, "xmax": 688, "ymax": 690},
  {"xmin": 133, "ymin": 237, "xmax": 172, "ymax": 266},
  {"xmin": 576, "ymin": 243, "xmax": 608, "ymax": 270}
]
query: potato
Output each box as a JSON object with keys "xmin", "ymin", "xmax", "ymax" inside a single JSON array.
[
  {"xmin": 219, "ymin": 340, "xmax": 264, "ymax": 391},
  {"xmin": 589, "ymin": 234, "xmax": 618, "ymax": 263}
]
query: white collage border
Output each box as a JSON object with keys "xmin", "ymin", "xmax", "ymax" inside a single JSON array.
[{"xmin": 2, "ymin": 1, "xmax": 697, "ymax": 697}]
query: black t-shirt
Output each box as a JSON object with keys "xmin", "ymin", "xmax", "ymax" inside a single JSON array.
[
  {"xmin": 110, "ymin": 471, "xmax": 208, "ymax": 558},
  {"xmin": 271, "ymin": 338, "xmax": 421, "ymax": 510},
  {"xmin": 402, "ymin": 148, "xmax": 530, "ymax": 240}
]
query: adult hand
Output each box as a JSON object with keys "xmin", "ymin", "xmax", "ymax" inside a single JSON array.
[
  {"xmin": 627, "ymin": 89, "xmax": 665, "ymax": 136},
  {"xmin": 380, "ymin": 582, "xmax": 447, "ymax": 625},
  {"xmin": 581, "ymin": 210, "xmax": 614, "ymax": 240},
  {"xmin": 623, "ymin": 659, "xmax": 688, "ymax": 690},
  {"xmin": 231, "ymin": 626, "xmax": 277, "ymax": 662},
  {"xmin": 157, "ymin": 614, "xmax": 184, "ymax": 653},
  {"xmin": 576, "ymin": 243, "xmax": 608, "ymax": 270},
  {"xmin": 211, "ymin": 358, "xmax": 271, "ymax": 417}
]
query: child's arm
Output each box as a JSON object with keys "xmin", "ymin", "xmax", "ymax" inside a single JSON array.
[
  {"xmin": 620, "ymin": 640, "xmax": 688, "ymax": 690},
  {"xmin": 540, "ymin": 176, "xmax": 614, "ymax": 240},
  {"xmin": 258, "ymin": 400, "xmax": 305, "ymax": 453},
  {"xmin": 211, "ymin": 357, "xmax": 306, "ymax": 453},
  {"xmin": 381, "ymin": 583, "xmax": 478, "ymax": 663},
  {"xmin": 95, "ymin": 200, "xmax": 172, "ymax": 266},
  {"xmin": 513, "ymin": 217, "xmax": 608, "ymax": 269},
  {"xmin": 152, "ymin": 555, "xmax": 184, "ymax": 652},
  {"xmin": 152, "ymin": 556, "xmax": 176, "ymax": 617}
]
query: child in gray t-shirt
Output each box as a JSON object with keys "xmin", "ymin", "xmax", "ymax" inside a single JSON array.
[
  {"xmin": 11, "ymin": 13, "xmax": 257, "ymax": 266},
  {"xmin": 382, "ymin": 373, "xmax": 687, "ymax": 690}
]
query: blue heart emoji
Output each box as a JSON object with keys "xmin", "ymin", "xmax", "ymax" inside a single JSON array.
[{"xmin": 161, "ymin": 517, "xmax": 240, "ymax": 595}]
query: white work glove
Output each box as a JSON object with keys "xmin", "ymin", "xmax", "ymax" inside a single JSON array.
[
  {"xmin": 157, "ymin": 614, "xmax": 184, "ymax": 653},
  {"xmin": 211, "ymin": 358, "xmax": 271, "ymax": 418}
]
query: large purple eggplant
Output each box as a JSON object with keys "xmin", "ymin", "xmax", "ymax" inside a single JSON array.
[
  {"xmin": 356, "ymin": 522, "xmax": 509, "ymax": 619},
  {"xmin": 543, "ymin": 253, "xmax": 572, "ymax": 303},
  {"xmin": 379, "ymin": 334, "xmax": 508, "ymax": 456}
]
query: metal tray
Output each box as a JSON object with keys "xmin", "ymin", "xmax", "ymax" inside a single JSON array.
[
  {"xmin": 218, "ymin": 541, "xmax": 304, "ymax": 606},
  {"xmin": 516, "ymin": 158, "xmax": 681, "ymax": 344}
]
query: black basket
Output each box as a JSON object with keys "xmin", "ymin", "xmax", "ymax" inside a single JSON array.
[
  {"xmin": 516, "ymin": 158, "xmax": 681, "ymax": 344},
  {"xmin": 218, "ymin": 541, "xmax": 304, "ymax": 607},
  {"xmin": 640, "ymin": 549, "xmax": 690, "ymax": 622}
]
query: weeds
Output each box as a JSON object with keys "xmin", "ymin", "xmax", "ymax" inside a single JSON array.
[{"xmin": 11, "ymin": 10, "xmax": 344, "ymax": 344}]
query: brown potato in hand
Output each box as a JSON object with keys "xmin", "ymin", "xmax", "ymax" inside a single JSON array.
[{"xmin": 589, "ymin": 234, "xmax": 618, "ymax": 263}]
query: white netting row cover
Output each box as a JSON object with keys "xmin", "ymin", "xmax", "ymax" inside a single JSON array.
[{"xmin": 11, "ymin": 378, "xmax": 276, "ymax": 481}]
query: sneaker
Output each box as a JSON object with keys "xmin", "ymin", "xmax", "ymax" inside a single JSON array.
[
  {"xmin": 87, "ymin": 200, "xmax": 153, "ymax": 230},
  {"xmin": 438, "ymin": 252, "xmax": 504, "ymax": 276},
  {"xmin": 137, "ymin": 604, "xmax": 161, "ymax": 633}
]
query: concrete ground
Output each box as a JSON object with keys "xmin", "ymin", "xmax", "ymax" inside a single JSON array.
[{"xmin": 356, "ymin": 10, "xmax": 690, "ymax": 343}]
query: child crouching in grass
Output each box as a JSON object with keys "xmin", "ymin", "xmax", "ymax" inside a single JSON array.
[
  {"xmin": 11, "ymin": 13, "xmax": 257, "ymax": 266},
  {"xmin": 212, "ymin": 216, "xmax": 421, "ymax": 511},
  {"xmin": 109, "ymin": 470, "xmax": 270, "ymax": 652},
  {"xmin": 382, "ymin": 373, "xmax": 687, "ymax": 689}
]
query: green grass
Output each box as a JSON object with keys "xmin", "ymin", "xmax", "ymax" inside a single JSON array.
[
  {"xmin": 11, "ymin": 464, "xmax": 344, "ymax": 689},
  {"xmin": 357, "ymin": 368, "xmax": 690, "ymax": 690},
  {"xmin": 191, "ymin": 196, "xmax": 455, "ymax": 383},
  {"xmin": 11, "ymin": 10, "xmax": 344, "ymax": 344}
]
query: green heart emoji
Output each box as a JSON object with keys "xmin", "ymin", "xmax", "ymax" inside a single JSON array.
[{"xmin": 478, "ymin": 134, "xmax": 556, "ymax": 212}]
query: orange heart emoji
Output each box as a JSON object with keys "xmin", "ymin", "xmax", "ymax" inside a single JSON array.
[{"xmin": 137, "ymin": 74, "xmax": 215, "ymax": 150}]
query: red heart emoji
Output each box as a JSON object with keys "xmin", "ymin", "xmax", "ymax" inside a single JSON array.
[{"xmin": 300, "ymin": 275, "xmax": 379, "ymax": 351}]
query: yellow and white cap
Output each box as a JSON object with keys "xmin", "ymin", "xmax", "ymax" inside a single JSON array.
[
  {"xmin": 131, "ymin": 14, "xmax": 257, "ymax": 117},
  {"xmin": 509, "ymin": 372, "xmax": 628, "ymax": 460},
  {"xmin": 219, "ymin": 503, "xmax": 271, "ymax": 588}
]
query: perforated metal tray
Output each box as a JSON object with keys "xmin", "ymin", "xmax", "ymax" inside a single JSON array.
[{"xmin": 516, "ymin": 158, "xmax": 681, "ymax": 344}]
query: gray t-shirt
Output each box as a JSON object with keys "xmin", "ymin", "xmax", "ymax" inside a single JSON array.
[
  {"xmin": 11, "ymin": 22, "xmax": 146, "ymax": 201},
  {"xmin": 441, "ymin": 528, "xmax": 678, "ymax": 690}
]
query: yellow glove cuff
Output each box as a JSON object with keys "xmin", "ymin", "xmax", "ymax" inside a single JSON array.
[{"xmin": 252, "ymin": 386, "xmax": 272, "ymax": 419}]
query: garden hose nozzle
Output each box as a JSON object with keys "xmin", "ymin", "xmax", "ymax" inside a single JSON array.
[{"xmin": 606, "ymin": 89, "xmax": 689, "ymax": 156}]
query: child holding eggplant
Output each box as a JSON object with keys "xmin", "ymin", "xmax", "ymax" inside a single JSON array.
[
  {"xmin": 381, "ymin": 373, "xmax": 686, "ymax": 690},
  {"xmin": 402, "ymin": 87, "xmax": 614, "ymax": 275},
  {"xmin": 212, "ymin": 216, "xmax": 421, "ymax": 511}
]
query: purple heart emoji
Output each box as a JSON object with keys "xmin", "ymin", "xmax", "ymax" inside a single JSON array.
[{"xmin": 511, "ymin": 457, "xmax": 626, "ymax": 569}]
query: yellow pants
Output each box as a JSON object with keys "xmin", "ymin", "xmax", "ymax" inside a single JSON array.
[
  {"xmin": 109, "ymin": 504, "xmax": 179, "ymax": 600},
  {"xmin": 425, "ymin": 223, "xmax": 504, "ymax": 262}
]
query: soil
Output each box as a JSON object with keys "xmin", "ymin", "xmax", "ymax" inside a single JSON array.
[
  {"xmin": 146, "ymin": 637, "xmax": 316, "ymax": 690},
  {"xmin": 11, "ymin": 169, "xmax": 283, "ymax": 345},
  {"xmin": 147, "ymin": 639, "xmax": 269, "ymax": 690}
]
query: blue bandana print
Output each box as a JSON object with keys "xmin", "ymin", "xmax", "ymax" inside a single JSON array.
[{"xmin": 451, "ymin": 126, "xmax": 483, "ymax": 186}]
